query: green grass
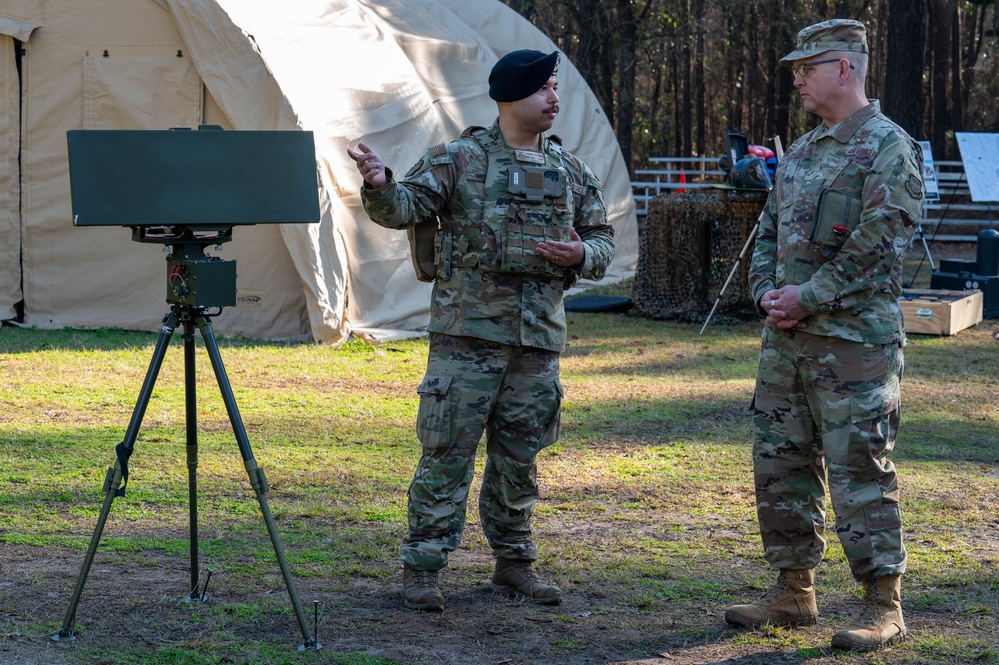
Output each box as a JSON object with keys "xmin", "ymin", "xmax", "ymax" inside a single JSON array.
[{"xmin": 2, "ymin": 289, "xmax": 998, "ymax": 664}]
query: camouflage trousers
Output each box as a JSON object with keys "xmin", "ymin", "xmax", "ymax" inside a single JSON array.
[
  {"xmin": 751, "ymin": 327, "xmax": 907, "ymax": 581},
  {"xmin": 401, "ymin": 333, "xmax": 563, "ymax": 571}
]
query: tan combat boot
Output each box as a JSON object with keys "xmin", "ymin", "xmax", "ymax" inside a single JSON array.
[
  {"xmin": 401, "ymin": 563, "xmax": 445, "ymax": 612},
  {"xmin": 725, "ymin": 568, "xmax": 819, "ymax": 628},
  {"xmin": 489, "ymin": 558, "xmax": 562, "ymax": 605},
  {"xmin": 831, "ymin": 574, "xmax": 906, "ymax": 651}
]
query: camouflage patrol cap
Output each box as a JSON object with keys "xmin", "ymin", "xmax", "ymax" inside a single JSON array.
[
  {"xmin": 488, "ymin": 50, "xmax": 560, "ymax": 102},
  {"xmin": 779, "ymin": 18, "xmax": 867, "ymax": 65}
]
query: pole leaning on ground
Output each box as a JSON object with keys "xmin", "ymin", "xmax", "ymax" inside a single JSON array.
[{"xmin": 699, "ymin": 136, "xmax": 784, "ymax": 335}]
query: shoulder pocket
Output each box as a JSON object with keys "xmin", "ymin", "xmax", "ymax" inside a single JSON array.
[
  {"xmin": 428, "ymin": 143, "xmax": 453, "ymax": 166},
  {"xmin": 812, "ymin": 188, "xmax": 861, "ymax": 248}
]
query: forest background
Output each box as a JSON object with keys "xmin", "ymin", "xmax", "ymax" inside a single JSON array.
[{"xmin": 501, "ymin": 0, "xmax": 999, "ymax": 171}]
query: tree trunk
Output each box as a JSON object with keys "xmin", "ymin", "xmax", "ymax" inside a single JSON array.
[
  {"xmin": 573, "ymin": 0, "xmax": 613, "ymax": 123},
  {"xmin": 672, "ymin": 40, "xmax": 682, "ymax": 157},
  {"xmin": 693, "ymin": 0, "xmax": 706, "ymax": 156},
  {"xmin": 615, "ymin": 0, "xmax": 637, "ymax": 171},
  {"xmin": 774, "ymin": 0, "xmax": 803, "ymax": 146},
  {"xmin": 928, "ymin": 0, "xmax": 952, "ymax": 157},
  {"xmin": 680, "ymin": 0, "xmax": 693, "ymax": 157},
  {"xmin": 884, "ymin": 0, "xmax": 926, "ymax": 137},
  {"xmin": 949, "ymin": 2, "xmax": 963, "ymax": 141}
]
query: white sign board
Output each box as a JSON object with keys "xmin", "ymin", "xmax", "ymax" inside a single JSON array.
[
  {"xmin": 955, "ymin": 132, "xmax": 999, "ymax": 203},
  {"xmin": 917, "ymin": 141, "xmax": 939, "ymax": 202}
]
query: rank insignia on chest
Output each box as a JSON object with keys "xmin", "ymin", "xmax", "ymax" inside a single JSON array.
[
  {"xmin": 844, "ymin": 147, "xmax": 874, "ymax": 160},
  {"xmin": 515, "ymin": 149, "xmax": 546, "ymax": 165}
]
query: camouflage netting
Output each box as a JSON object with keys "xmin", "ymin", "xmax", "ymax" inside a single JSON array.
[{"xmin": 630, "ymin": 192, "xmax": 767, "ymax": 323}]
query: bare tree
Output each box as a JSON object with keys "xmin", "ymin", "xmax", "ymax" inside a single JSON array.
[{"xmin": 500, "ymin": 0, "xmax": 998, "ymax": 168}]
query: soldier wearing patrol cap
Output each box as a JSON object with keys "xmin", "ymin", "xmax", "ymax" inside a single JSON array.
[
  {"xmin": 724, "ymin": 19, "xmax": 924, "ymax": 652},
  {"xmin": 348, "ymin": 50, "xmax": 614, "ymax": 612}
]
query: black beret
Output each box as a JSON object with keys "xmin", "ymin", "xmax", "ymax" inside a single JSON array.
[{"xmin": 488, "ymin": 50, "xmax": 560, "ymax": 102}]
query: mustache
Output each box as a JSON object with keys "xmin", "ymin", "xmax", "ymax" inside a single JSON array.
[{"xmin": 545, "ymin": 105, "xmax": 559, "ymax": 114}]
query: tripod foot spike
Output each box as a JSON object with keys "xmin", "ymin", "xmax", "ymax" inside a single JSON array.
[
  {"xmin": 298, "ymin": 641, "xmax": 323, "ymax": 652},
  {"xmin": 184, "ymin": 566, "xmax": 213, "ymax": 603}
]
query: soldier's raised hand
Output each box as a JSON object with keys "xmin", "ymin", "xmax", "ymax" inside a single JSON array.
[{"xmin": 347, "ymin": 142, "xmax": 388, "ymax": 188}]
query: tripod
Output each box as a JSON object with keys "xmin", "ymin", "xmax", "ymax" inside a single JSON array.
[
  {"xmin": 53, "ymin": 231, "xmax": 320, "ymax": 651},
  {"xmin": 914, "ymin": 220, "xmax": 936, "ymax": 271}
]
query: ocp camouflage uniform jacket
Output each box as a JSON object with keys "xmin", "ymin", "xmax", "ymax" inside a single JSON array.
[
  {"xmin": 361, "ymin": 120, "xmax": 615, "ymax": 352},
  {"xmin": 749, "ymin": 100, "xmax": 925, "ymax": 344}
]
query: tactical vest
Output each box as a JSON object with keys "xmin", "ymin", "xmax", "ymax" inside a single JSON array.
[{"xmin": 408, "ymin": 126, "xmax": 581, "ymax": 282}]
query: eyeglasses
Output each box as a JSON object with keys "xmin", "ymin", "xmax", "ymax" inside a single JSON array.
[{"xmin": 792, "ymin": 58, "xmax": 855, "ymax": 79}]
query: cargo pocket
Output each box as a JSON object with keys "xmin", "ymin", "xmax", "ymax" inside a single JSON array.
[
  {"xmin": 865, "ymin": 501, "xmax": 904, "ymax": 570},
  {"xmin": 539, "ymin": 378, "xmax": 564, "ymax": 449},
  {"xmin": 847, "ymin": 377, "xmax": 900, "ymax": 473},
  {"xmin": 849, "ymin": 377, "xmax": 899, "ymax": 427},
  {"xmin": 415, "ymin": 375, "xmax": 452, "ymax": 448}
]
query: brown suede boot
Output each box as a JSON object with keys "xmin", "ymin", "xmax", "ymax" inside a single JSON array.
[
  {"xmin": 489, "ymin": 558, "xmax": 561, "ymax": 605},
  {"xmin": 831, "ymin": 574, "xmax": 906, "ymax": 651},
  {"xmin": 401, "ymin": 563, "xmax": 445, "ymax": 612},
  {"xmin": 725, "ymin": 569, "xmax": 819, "ymax": 628}
]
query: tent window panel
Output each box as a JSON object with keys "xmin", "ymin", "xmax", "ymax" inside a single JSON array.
[{"xmin": 82, "ymin": 48, "xmax": 202, "ymax": 130}]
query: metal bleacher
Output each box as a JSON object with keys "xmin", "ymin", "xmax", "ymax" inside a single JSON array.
[
  {"xmin": 632, "ymin": 157, "xmax": 996, "ymax": 243},
  {"xmin": 631, "ymin": 157, "xmax": 727, "ymax": 217},
  {"xmin": 921, "ymin": 161, "xmax": 997, "ymax": 243}
]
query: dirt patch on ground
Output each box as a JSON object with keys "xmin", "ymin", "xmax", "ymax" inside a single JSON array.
[{"xmin": 0, "ymin": 532, "xmax": 989, "ymax": 665}]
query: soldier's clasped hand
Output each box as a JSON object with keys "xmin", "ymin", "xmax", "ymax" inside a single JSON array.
[
  {"xmin": 536, "ymin": 228, "xmax": 585, "ymax": 268},
  {"xmin": 763, "ymin": 285, "xmax": 808, "ymax": 329}
]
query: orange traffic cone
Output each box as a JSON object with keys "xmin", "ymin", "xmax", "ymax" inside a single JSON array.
[{"xmin": 677, "ymin": 170, "xmax": 687, "ymax": 194}]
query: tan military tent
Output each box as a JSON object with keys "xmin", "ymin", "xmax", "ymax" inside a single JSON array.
[{"xmin": 1, "ymin": 0, "xmax": 637, "ymax": 343}]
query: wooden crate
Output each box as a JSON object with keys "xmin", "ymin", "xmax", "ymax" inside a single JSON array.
[{"xmin": 899, "ymin": 289, "xmax": 983, "ymax": 336}]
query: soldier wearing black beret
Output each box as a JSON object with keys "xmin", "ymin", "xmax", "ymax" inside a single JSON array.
[
  {"xmin": 488, "ymin": 49, "xmax": 561, "ymax": 102},
  {"xmin": 348, "ymin": 50, "xmax": 614, "ymax": 612}
]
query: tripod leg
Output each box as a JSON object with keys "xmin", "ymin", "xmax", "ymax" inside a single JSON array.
[
  {"xmin": 182, "ymin": 320, "xmax": 203, "ymax": 602},
  {"xmin": 53, "ymin": 310, "xmax": 181, "ymax": 642},
  {"xmin": 918, "ymin": 223, "xmax": 935, "ymax": 271},
  {"xmin": 194, "ymin": 313, "xmax": 319, "ymax": 651}
]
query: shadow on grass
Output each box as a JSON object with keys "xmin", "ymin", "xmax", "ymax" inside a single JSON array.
[
  {"xmin": 561, "ymin": 393, "xmax": 999, "ymax": 465},
  {"xmin": 0, "ymin": 324, "xmax": 307, "ymax": 354}
]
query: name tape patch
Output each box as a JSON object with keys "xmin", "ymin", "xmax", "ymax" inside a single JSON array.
[{"xmin": 514, "ymin": 149, "xmax": 545, "ymax": 165}]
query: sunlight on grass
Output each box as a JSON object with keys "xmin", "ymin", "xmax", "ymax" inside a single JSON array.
[{"xmin": 2, "ymin": 319, "xmax": 997, "ymax": 664}]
